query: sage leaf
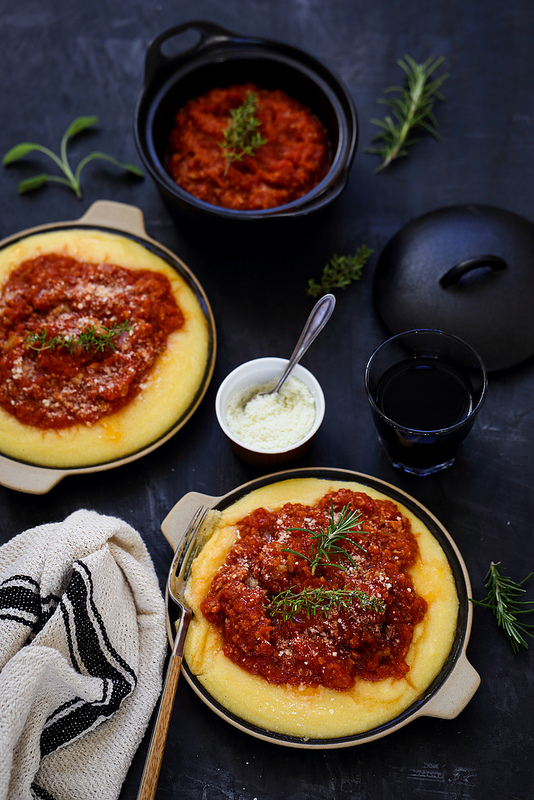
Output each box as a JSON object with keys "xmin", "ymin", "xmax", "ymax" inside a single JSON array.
[
  {"xmin": 64, "ymin": 115, "xmax": 99, "ymax": 140},
  {"xmin": 79, "ymin": 151, "xmax": 144, "ymax": 177},
  {"xmin": 18, "ymin": 174, "xmax": 51, "ymax": 193},
  {"xmin": 3, "ymin": 116, "xmax": 143, "ymax": 199},
  {"xmin": 3, "ymin": 143, "xmax": 43, "ymax": 164}
]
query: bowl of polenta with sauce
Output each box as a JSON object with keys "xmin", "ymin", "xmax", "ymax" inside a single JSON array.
[
  {"xmin": 134, "ymin": 21, "xmax": 358, "ymax": 235},
  {"xmin": 0, "ymin": 200, "xmax": 215, "ymax": 494},
  {"xmin": 162, "ymin": 468, "xmax": 479, "ymax": 748}
]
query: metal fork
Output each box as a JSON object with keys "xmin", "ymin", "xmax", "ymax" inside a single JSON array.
[{"xmin": 136, "ymin": 506, "xmax": 209, "ymax": 800}]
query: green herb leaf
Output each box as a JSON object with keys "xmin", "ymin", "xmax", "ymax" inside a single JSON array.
[
  {"xmin": 3, "ymin": 116, "xmax": 143, "ymax": 198},
  {"xmin": 219, "ymin": 91, "xmax": 267, "ymax": 169},
  {"xmin": 63, "ymin": 115, "xmax": 99, "ymax": 140},
  {"xmin": 283, "ymin": 501, "xmax": 367, "ymax": 576},
  {"xmin": 75, "ymin": 151, "xmax": 145, "ymax": 178},
  {"xmin": 307, "ymin": 246, "xmax": 373, "ymax": 297},
  {"xmin": 25, "ymin": 321, "xmax": 132, "ymax": 354},
  {"xmin": 268, "ymin": 585, "xmax": 386, "ymax": 622},
  {"xmin": 470, "ymin": 561, "xmax": 534, "ymax": 653},
  {"xmin": 17, "ymin": 174, "xmax": 54, "ymax": 194},
  {"xmin": 365, "ymin": 54, "xmax": 449, "ymax": 173},
  {"xmin": 3, "ymin": 143, "xmax": 47, "ymax": 164}
]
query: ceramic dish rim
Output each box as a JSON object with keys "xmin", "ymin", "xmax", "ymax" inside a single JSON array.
[
  {"xmin": 0, "ymin": 205, "xmax": 216, "ymax": 484},
  {"xmin": 165, "ymin": 466, "xmax": 475, "ymax": 749}
]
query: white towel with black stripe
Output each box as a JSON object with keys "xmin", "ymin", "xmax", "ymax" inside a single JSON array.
[{"xmin": 0, "ymin": 509, "xmax": 168, "ymax": 800}]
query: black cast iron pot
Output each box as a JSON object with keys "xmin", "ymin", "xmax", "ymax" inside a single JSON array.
[{"xmin": 134, "ymin": 21, "xmax": 358, "ymax": 237}]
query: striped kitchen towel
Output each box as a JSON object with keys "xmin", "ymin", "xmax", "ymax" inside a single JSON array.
[{"xmin": 0, "ymin": 509, "xmax": 167, "ymax": 800}]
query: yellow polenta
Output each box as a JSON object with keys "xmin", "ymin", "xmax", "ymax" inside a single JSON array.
[
  {"xmin": 0, "ymin": 229, "xmax": 210, "ymax": 468},
  {"xmin": 184, "ymin": 478, "xmax": 459, "ymax": 740}
]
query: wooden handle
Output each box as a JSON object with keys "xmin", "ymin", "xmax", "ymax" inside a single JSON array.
[{"xmin": 136, "ymin": 649, "xmax": 183, "ymax": 800}]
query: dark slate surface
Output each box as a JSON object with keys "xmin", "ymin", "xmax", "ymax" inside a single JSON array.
[{"xmin": 0, "ymin": 1, "xmax": 533, "ymax": 798}]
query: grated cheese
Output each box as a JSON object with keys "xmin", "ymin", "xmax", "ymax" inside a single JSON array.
[{"xmin": 225, "ymin": 375, "xmax": 316, "ymax": 451}]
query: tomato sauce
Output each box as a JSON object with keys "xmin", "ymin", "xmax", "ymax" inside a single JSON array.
[
  {"xmin": 201, "ymin": 490, "xmax": 428, "ymax": 690},
  {"xmin": 0, "ymin": 254, "xmax": 183, "ymax": 429},
  {"xmin": 166, "ymin": 83, "xmax": 330, "ymax": 210}
]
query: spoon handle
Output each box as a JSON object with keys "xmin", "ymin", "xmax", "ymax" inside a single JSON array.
[{"xmin": 272, "ymin": 293, "xmax": 336, "ymax": 394}]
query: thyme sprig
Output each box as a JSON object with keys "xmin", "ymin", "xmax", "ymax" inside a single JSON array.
[
  {"xmin": 365, "ymin": 54, "xmax": 449, "ymax": 173},
  {"xmin": 283, "ymin": 502, "xmax": 367, "ymax": 576},
  {"xmin": 219, "ymin": 91, "xmax": 266, "ymax": 170},
  {"xmin": 470, "ymin": 561, "xmax": 534, "ymax": 653},
  {"xmin": 3, "ymin": 116, "xmax": 143, "ymax": 199},
  {"xmin": 25, "ymin": 321, "xmax": 132, "ymax": 355},
  {"xmin": 268, "ymin": 586, "xmax": 386, "ymax": 622},
  {"xmin": 307, "ymin": 247, "xmax": 373, "ymax": 297}
]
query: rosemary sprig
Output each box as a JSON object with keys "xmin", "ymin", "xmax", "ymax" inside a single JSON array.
[
  {"xmin": 219, "ymin": 91, "xmax": 266, "ymax": 169},
  {"xmin": 307, "ymin": 247, "xmax": 373, "ymax": 297},
  {"xmin": 268, "ymin": 585, "xmax": 386, "ymax": 622},
  {"xmin": 3, "ymin": 116, "xmax": 143, "ymax": 199},
  {"xmin": 25, "ymin": 321, "xmax": 132, "ymax": 355},
  {"xmin": 470, "ymin": 561, "xmax": 534, "ymax": 653},
  {"xmin": 283, "ymin": 502, "xmax": 367, "ymax": 576},
  {"xmin": 365, "ymin": 54, "xmax": 449, "ymax": 173}
]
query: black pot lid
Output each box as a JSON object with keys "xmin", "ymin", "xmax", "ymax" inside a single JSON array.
[{"xmin": 373, "ymin": 204, "xmax": 534, "ymax": 371}]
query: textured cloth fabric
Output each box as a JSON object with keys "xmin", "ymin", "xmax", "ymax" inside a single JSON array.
[{"xmin": 0, "ymin": 509, "xmax": 167, "ymax": 800}]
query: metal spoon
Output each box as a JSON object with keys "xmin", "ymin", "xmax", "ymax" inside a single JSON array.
[{"xmin": 253, "ymin": 293, "xmax": 336, "ymax": 400}]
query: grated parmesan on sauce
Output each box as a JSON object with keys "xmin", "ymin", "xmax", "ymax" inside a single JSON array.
[{"xmin": 225, "ymin": 376, "xmax": 316, "ymax": 451}]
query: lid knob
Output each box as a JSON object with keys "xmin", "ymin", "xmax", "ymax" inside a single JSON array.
[{"xmin": 439, "ymin": 255, "xmax": 508, "ymax": 288}]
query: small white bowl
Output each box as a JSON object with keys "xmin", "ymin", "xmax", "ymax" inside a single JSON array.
[{"xmin": 215, "ymin": 357, "xmax": 325, "ymax": 466}]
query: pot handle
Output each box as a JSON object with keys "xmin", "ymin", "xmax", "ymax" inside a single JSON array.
[
  {"xmin": 439, "ymin": 254, "xmax": 507, "ymax": 288},
  {"xmin": 0, "ymin": 455, "xmax": 67, "ymax": 494},
  {"xmin": 144, "ymin": 20, "xmax": 239, "ymax": 88},
  {"xmin": 161, "ymin": 490, "xmax": 220, "ymax": 550},
  {"xmin": 78, "ymin": 200, "xmax": 147, "ymax": 238},
  {"xmin": 418, "ymin": 652, "xmax": 480, "ymax": 719}
]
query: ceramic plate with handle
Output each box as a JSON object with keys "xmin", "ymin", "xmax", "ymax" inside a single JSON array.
[
  {"xmin": 162, "ymin": 466, "xmax": 479, "ymax": 749},
  {"xmin": 0, "ymin": 200, "xmax": 216, "ymax": 494}
]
